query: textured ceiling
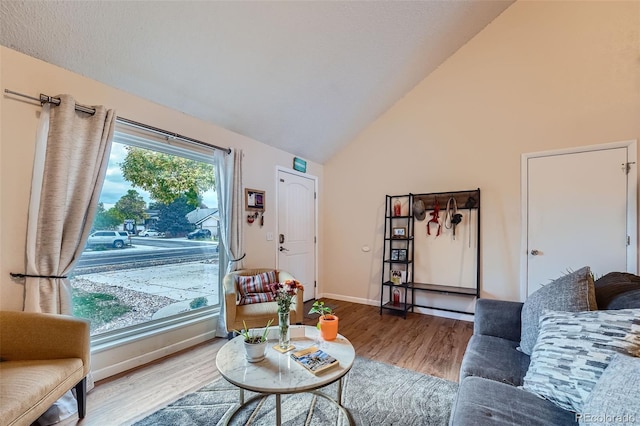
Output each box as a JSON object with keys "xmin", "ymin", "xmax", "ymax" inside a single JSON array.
[{"xmin": 0, "ymin": 1, "xmax": 513, "ymax": 164}]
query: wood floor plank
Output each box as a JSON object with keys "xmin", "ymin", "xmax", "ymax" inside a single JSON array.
[{"xmin": 58, "ymin": 299, "xmax": 473, "ymax": 425}]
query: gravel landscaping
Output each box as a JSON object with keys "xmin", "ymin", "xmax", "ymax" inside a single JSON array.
[{"xmin": 72, "ymin": 278, "xmax": 177, "ymax": 334}]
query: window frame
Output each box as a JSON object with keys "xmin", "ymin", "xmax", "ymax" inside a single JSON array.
[{"xmin": 85, "ymin": 123, "xmax": 222, "ymax": 361}]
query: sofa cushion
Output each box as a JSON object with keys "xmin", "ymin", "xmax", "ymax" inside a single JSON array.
[
  {"xmin": 236, "ymin": 271, "xmax": 277, "ymax": 305},
  {"xmin": 520, "ymin": 266, "xmax": 596, "ymax": 355},
  {"xmin": 450, "ymin": 376, "xmax": 577, "ymax": 426},
  {"xmin": 580, "ymin": 353, "xmax": 640, "ymax": 426},
  {"xmin": 473, "ymin": 299, "xmax": 523, "ymax": 342},
  {"xmin": 0, "ymin": 359, "xmax": 84, "ymax": 426},
  {"xmin": 459, "ymin": 335, "xmax": 530, "ymax": 386},
  {"xmin": 594, "ymin": 272, "xmax": 640, "ymax": 309},
  {"xmin": 603, "ymin": 289, "xmax": 640, "ymax": 309},
  {"xmin": 522, "ymin": 309, "xmax": 640, "ymax": 413}
]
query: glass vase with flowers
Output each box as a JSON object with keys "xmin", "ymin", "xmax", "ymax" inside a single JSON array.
[{"xmin": 269, "ymin": 279, "xmax": 303, "ymax": 350}]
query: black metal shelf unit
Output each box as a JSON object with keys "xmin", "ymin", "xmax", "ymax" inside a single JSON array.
[
  {"xmin": 380, "ymin": 189, "xmax": 481, "ymax": 317},
  {"xmin": 380, "ymin": 195, "xmax": 415, "ymax": 318}
]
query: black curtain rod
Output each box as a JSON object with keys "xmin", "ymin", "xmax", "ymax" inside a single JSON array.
[{"xmin": 4, "ymin": 89, "xmax": 231, "ymax": 154}]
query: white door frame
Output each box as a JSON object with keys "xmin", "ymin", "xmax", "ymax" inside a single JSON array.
[
  {"xmin": 275, "ymin": 166, "xmax": 319, "ymax": 299},
  {"xmin": 520, "ymin": 140, "xmax": 637, "ymax": 301}
]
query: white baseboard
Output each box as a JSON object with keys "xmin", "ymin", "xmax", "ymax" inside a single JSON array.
[
  {"xmin": 411, "ymin": 306, "xmax": 474, "ymax": 322},
  {"xmin": 319, "ymin": 292, "xmax": 473, "ymax": 322},
  {"xmin": 319, "ymin": 292, "xmax": 378, "ymax": 307}
]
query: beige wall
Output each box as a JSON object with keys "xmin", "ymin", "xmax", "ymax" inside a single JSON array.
[
  {"xmin": 322, "ymin": 1, "xmax": 640, "ymax": 309},
  {"xmin": 0, "ymin": 46, "xmax": 323, "ymax": 311}
]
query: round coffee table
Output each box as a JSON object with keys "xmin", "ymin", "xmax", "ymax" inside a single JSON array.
[{"xmin": 216, "ymin": 325, "xmax": 356, "ymax": 425}]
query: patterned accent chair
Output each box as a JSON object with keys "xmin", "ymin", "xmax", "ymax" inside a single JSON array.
[{"xmin": 223, "ymin": 269, "xmax": 304, "ymax": 336}]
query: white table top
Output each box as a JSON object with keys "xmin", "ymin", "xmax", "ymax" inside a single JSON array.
[{"xmin": 216, "ymin": 325, "xmax": 355, "ymax": 394}]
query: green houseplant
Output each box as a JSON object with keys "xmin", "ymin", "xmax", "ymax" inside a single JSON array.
[
  {"xmin": 308, "ymin": 301, "xmax": 339, "ymax": 341},
  {"xmin": 234, "ymin": 319, "xmax": 273, "ymax": 362}
]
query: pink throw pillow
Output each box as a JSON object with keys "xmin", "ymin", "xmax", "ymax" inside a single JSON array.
[{"xmin": 236, "ymin": 271, "xmax": 277, "ymax": 305}]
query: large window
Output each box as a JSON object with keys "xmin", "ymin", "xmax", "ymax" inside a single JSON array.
[{"xmin": 71, "ymin": 126, "xmax": 220, "ymax": 336}]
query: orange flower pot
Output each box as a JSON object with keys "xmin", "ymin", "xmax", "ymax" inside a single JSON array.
[{"xmin": 318, "ymin": 314, "xmax": 339, "ymax": 341}]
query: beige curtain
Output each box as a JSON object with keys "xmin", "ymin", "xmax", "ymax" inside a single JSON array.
[
  {"xmin": 23, "ymin": 95, "xmax": 115, "ymax": 313},
  {"xmin": 22, "ymin": 95, "xmax": 114, "ymax": 424},
  {"xmin": 214, "ymin": 148, "xmax": 244, "ymax": 337},
  {"xmin": 214, "ymin": 148, "xmax": 244, "ymax": 274}
]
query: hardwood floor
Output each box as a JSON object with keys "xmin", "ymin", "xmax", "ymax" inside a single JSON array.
[{"xmin": 60, "ymin": 299, "xmax": 473, "ymax": 425}]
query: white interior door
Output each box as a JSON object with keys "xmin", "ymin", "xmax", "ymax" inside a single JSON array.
[
  {"xmin": 524, "ymin": 143, "xmax": 637, "ymax": 296},
  {"xmin": 277, "ymin": 169, "xmax": 316, "ymax": 301}
]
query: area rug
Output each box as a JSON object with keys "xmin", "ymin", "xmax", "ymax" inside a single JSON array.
[{"xmin": 134, "ymin": 357, "xmax": 458, "ymax": 425}]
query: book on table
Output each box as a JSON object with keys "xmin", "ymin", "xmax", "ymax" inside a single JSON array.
[{"xmin": 290, "ymin": 346, "xmax": 339, "ymax": 375}]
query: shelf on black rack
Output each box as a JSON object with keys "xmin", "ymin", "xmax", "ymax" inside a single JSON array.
[
  {"xmin": 381, "ymin": 302, "xmax": 411, "ymax": 311},
  {"xmin": 382, "ymin": 281, "xmax": 412, "ymax": 288},
  {"xmin": 411, "ymin": 282, "xmax": 477, "ymax": 296}
]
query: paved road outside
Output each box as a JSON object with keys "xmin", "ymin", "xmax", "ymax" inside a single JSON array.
[{"xmin": 76, "ymin": 237, "xmax": 218, "ymax": 273}]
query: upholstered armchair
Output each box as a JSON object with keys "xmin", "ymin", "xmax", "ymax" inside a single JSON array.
[
  {"xmin": 223, "ymin": 268, "xmax": 304, "ymax": 334},
  {"xmin": 0, "ymin": 311, "xmax": 90, "ymax": 426}
]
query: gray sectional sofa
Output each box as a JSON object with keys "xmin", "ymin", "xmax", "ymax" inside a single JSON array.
[{"xmin": 449, "ymin": 272, "xmax": 640, "ymax": 426}]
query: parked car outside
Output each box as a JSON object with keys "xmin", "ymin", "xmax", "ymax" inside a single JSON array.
[
  {"xmin": 187, "ymin": 229, "xmax": 212, "ymax": 240},
  {"xmin": 86, "ymin": 231, "xmax": 132, "ymax": 249},
  {"xmin": 137, "ymin": 229, "xmax": 165, "ymax": 237}
]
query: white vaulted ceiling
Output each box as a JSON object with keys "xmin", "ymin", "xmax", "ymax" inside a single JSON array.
[{"xmin": 0, "ymin": 1, "xmax": 513, "ymax": 163}]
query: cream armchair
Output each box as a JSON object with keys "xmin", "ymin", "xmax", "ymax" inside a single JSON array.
[
  {"xmin": 223, "ymin": 269, "xmax": 304, "ymax": 334},
  {"xmin": 0, "ymin": 311, "xmax": 90, "ymax": 426}
]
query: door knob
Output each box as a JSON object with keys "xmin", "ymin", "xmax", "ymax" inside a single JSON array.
[
  {"xmin": 530, "ymin": 249, "xmax": 540, "ymax": 256},
  {"xmin": 279, "ymin": 246, "xmax": 289, "ymax": 252}
]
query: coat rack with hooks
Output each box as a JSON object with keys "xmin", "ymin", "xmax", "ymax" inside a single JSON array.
[{"xmin": 380, "ymin": 188, "xmax": 480, "ymax": 317}]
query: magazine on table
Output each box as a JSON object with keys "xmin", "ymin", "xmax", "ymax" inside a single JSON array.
[{"xmin": 290, "ymin": 346, "xmax": 339, "ymax": 375}]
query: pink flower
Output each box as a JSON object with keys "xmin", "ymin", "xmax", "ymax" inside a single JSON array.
[{"xmin": 270, "ymin": 280, "xmax": 302, "ymax": 314}]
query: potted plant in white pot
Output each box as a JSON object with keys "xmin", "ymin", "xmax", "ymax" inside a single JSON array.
[
  {"xmin": 234, "ymin": 319, "xmax": 273, "ymax": 362},
  {"xmin": 308, "ymin": 301, "xmax": 339, "ymax": 341}
]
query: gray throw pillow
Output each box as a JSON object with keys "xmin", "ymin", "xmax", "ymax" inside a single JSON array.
[
  {"xmin": 579, "ymin": 354, "xmax": 640, "ymax": 426},
  {"xmin": 519, "ymin": 266, "xmax": 596, "ymax": 355},
  {"xmin": 522, "ymin": 309, "xmax": 640, "ymax": 413}
]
